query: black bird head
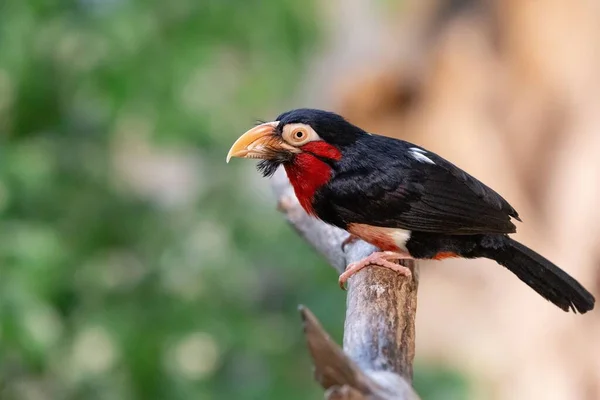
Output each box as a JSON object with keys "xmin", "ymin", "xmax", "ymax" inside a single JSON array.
[
  {"xmin": 226, "ymin": 108, "xmax": 367, "ymax": 177},
  {"xmin": 274, "ymin": 108, "xmax": 366, "ymax": 147}
]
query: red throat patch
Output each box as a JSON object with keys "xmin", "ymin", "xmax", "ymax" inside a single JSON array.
[{"xmin": 284, "ymin": 142, "xmax": 341, "ymax": 216}]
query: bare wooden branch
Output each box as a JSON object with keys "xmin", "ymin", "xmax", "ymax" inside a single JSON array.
[
  {"xmin": 272, "ymin": 169, "xmax": 420, "ymax": 399},
  {"xmin": 300, "ymin": 306, "xmax": 419, "ymax": 400},
  {"xmin": 300, "ymin": 305, "xmax": 374, "ymax": 394},
  {"xmin": 343, "ymin": 266, "xmax": 419, "ymax": 381}
]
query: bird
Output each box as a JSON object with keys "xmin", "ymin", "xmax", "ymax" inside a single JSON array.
[{"xmin": 226, "ymin": 108, "xmax": 595, "ymax": 314}]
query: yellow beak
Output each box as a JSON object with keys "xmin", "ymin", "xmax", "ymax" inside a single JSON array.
[{"xmin": 226, "ymin": 121, "xmax": 279, "ymax": 163}]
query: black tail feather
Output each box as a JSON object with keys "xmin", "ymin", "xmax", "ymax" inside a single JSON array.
[{"xmin": 488, "ymin": 238, "xmax": 595, "ymax": 313}]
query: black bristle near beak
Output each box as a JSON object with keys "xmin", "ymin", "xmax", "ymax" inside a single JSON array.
[
  {"xmin": 257, "ymin": 160, "xmax": 281, "ymax": 177},
  {"xmin": 256, "ymin": 147, "xmax": 294, "ymax": 177},
  {"xmin": 252, "ymin": 131, "xmax": 295, "ymax": 177}
]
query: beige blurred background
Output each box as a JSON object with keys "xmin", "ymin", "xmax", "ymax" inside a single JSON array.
[
  {"xmin": 2, "ymin": 0, "xmax": 598, "ymax": 399},
  {"xmin": 301, "ymin": 0, "xmax": 600, "ymax": 398}
]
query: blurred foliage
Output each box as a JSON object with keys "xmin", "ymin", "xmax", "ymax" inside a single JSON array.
[
  {"xmin": 414, "ymin": 365, "xmax": 469, "ymax": 400},
  {"xmin": 0, "ymin": 0, "xmax": 467, "ymax": 399}
]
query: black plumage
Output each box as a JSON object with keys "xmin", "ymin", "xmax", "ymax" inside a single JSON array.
[
  {"xmin": 313, "ymin": 134, "xmax": 520, "ymax": 234},
  {"xmin": 240, "ymin": 108, "xmax": 595, "ymax": 313},
  {"xmin": 406, "ymin": 232, "xmax": 594, "ymax": 313}
]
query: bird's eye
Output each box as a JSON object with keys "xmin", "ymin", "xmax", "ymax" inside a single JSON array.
[
  {"xmin": 293, "ymin": 130, "xmax": 305, "ymax": 140},
  {"xmin": 282, "ymin": 123, "xmax": 317, "ymax": 146}
]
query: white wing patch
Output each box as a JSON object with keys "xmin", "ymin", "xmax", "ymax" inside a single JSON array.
[{"xmin": 409, "ymin": 147, "xmax": 435, "ymax": 165}]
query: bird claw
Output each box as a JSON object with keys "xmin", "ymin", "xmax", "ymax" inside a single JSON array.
[{"xmin": 338, "ymin": 251, "xmax": 413, "ymax": 290}]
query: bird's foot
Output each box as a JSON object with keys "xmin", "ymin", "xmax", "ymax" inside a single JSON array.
[
  {"xmin": 340, "ymin": 234, "xmax": 360, "ymax": 251},
  {"xmin": 339, "ymin": 251, "xmax": 413, "ymax": 290}
]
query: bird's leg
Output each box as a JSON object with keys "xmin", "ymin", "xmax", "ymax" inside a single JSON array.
[
  {"xmin": 339, "ymin": 251, "xmax": 413, "ymax": 290},
  {"xmin": 340, "ymin": 234, "xmax": 360, "ymax": 251}
]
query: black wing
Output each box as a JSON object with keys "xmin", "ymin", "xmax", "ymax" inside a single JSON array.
[{"xmin": 314, "ymin": 136, "xmax": 520, "ymax": 235}]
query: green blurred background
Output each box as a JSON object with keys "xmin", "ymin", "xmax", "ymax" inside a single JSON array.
[{"xmin": 0, "ymin": 1, "xmax": 465, "ymax": 399}]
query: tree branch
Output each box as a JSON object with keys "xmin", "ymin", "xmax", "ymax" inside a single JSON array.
[{"xmin": 272, "ymin": 169, "xmax": 420, "ymax": 399}]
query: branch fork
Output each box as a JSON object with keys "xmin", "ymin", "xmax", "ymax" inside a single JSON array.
[{"xmin": 272, "ymin": 169, "xmax": 420, "ymax": 399}]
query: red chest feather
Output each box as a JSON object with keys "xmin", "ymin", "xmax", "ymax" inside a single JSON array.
[
  {"xmin": 284, "ymin": 154, "xmax": 331, "ymax": 215},
  {"xmin": 284, "ymin": 142, "xmax": 341, "ymax": 216}
]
